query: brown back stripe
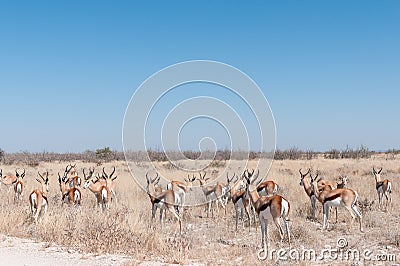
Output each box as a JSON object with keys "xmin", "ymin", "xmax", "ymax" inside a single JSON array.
[
  {"xmin": 232, "ymin": 190, "xmax": 246, "ymax": 204},
  {"xmin": 257, "ymin": 198, "xmax": 273, "ymax": 213},
  {"xmin": 323, "ymin": 193, "xmax": 341, "ymax": 203},
  {"xmin": 154, "ymin": 197, "xmax": 161, "ymax": 204}
]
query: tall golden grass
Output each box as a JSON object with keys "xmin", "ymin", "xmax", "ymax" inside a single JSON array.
[{"xmin": 0, "ymin": 155, "xmax": 399, "ymax": 265}]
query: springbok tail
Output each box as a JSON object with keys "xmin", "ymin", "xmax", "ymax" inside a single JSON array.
[
  {"xmin": 273, "ymin": 184, "xmax": 279, "ymax": 195},
  {"xmin": 101, "ymin": 187, "xmax": 107, "ymax": 203},
  {"xmin": 352, "ymin": 191, "xmax": 359, "ymax": 207},
  {"xmin": 282, "ymin": 198, "xmax": 290, "ymax": 221},
  {"xmin": 387, "ymin": 181, "xmax": 392, "ymax": 193},
  {"xmin": 74, "ymin": 190, "xmax": 81, "ymax": 204},
  {"xmin": 31, "ymin": 193, "xmax": 37, "ymax": 209}
]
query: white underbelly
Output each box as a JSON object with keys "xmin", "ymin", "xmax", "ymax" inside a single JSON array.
[
  {"xmin": 155, "ymin": 201, "xmax": 165, "ymax": 209},
  {"xmin": 259, "ymin": 208, "xmax": 273, "ymax": 220},
  {"xmin": 258, "ymin": 190, "xmax": 267, "ymax": 196}
]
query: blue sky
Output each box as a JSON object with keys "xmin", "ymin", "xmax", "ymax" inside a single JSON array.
[{"xmin": 0, "ymin": 1, "xmax": 399, "ymax": 152}]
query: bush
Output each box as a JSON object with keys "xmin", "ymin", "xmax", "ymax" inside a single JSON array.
[{"xmin": 95, "ymin": 147, "xmax": 115, "ymax": 162}]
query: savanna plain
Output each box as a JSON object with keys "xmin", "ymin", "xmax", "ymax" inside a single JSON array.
[{"xmin": 0, "ymin": 155, "xmax": 399, "ymax": 265}]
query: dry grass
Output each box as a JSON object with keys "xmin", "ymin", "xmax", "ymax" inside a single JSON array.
[{"xmin": 0, "ymin": 156, "xmax": 399, "ymax": 265}]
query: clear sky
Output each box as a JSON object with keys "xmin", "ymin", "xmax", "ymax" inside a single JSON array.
[{"xmin": 0, "ymin": 1, "xmax": 399, "ymax": 153}]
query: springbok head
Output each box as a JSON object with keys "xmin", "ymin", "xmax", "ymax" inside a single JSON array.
[
  {"xmin": 63, "ymin": 164, "xmax": 74, "ymax": 180},
  {"xmin": 299, "ymin": 168, "xmax": 311, "ymax": 186},
  {"xmin": 197, "ymin": 172, "xmax": 209, "ymax": 186},
  {"xmin": 309, "ymin": 171, "xmax": 322, "ymax": 192},
  {"xmin": 37, "ymin": 171, "xmax": 50, "ymax": 192},
  {"xmin": 339, "ymin": 175, "xmax": 348, "ymax": 186},
  {"xmin": 68, "ymin": 163, "xmax": 77, "ymax": 175},
  {"xmin": 225, "ymin": 172, "xmax": 237, "ymax": 189},
  {"xmin": 102, "ymin": 167, "xmax": 116, "ymax": 179},
  {"xmin": 58, "ymin": 172, "xmax": 69, "ymax": 191},
  {"xmin": 372, "ymin": 167, "xmax": 383, "ymax": 182},
  {"xmin": 243, "ymin": 169, "xmax": 261, "ymax": 193},
  {"xmin": 183, "ymin": 174, "xmax": 197, "ymax": 191},
  {"xmin": 145, "ymin": 172, "xmax": 160, "ymax": 194},
  {"xmin": 82, "ymin": 167, "xmax": 95, "ymax": 180},
  {"xmin": 15, "ymin": 168, "xmax": 26, "ymax": 180},
  {"xmin": 82, "ymin": 168, "xmax": 97, "ymax": 188}
]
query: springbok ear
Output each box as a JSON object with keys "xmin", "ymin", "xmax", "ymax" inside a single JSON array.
[{"xmin": 112, "ymin": 176, "xmax": 117, "ymax": 181}]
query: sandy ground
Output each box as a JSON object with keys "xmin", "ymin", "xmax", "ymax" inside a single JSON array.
[{"xmin": 0, "ymin": 234, "xmax": 131, "ymax": 266}]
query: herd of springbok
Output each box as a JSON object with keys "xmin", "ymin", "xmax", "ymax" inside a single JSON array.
[
  {"xmin": 0, "ymin": 164, "xmax": 118, "ymax": 223},
  {"xmin": 0, "ymin": 164, "xmax": 394, "ymax": 254},
  {"xmin": 146, "ymin": 166, "xmax": 392, "ymax": 254}
]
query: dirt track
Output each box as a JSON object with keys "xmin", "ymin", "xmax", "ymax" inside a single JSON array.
[{"xmin": 0, "ymin": 234, "xmax": 131, "ymax": 266}]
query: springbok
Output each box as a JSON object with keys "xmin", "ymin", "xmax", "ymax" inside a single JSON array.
[
  {"xmin": 229, "ymin": 173, "xmax": 252, "ymax": 231},
  {"xmin": 197, "ymin": 172, "xmax": 226, "ymax": 218},
  {"xmin": 58, "ymin": 173, "xmax": 82, "ymax": 207},
  {"xmin": 83, "ymin": 170, "xmax": 111, "ymax": 211},
  {"xmin": 101, "ymin": 167, "xmax": 118, "ymax": 203},
  {"xmin": 14, "ymin": 169, "xmax": 25, "ymax": 201},
  {"xmin": 310, "ymin": 172, "xmax": 363, "ymax": 232},
  {"xmin": 244, "ymin": 169, "xmax": 290, "ymax": 255},
  {"xmin": 29, "ymin": 171, "xmax": 49, "ymax": 223},
  {"xmin": 1, "ymin": 169, "xmax": 19, "ymax": 192},
  {"xmin": 336, "ymin": 175, "xmax": 348, "ymax": 189},
  {"xmin": 166, "ymin": 174, "xmax": 196, "ymax": 208},
  {"xmin": 82, "ymin": 167, "xmax": 117, "ymax": 203},
  {"xmin": 221, "ymin": 174, "xmax": 236, "ymax": 206},
  {"xmin": 299, "ymin": 168, "xmax": 339, "ymax": 221},
  {"xmin": 372, "ymin": 167, "xmax": 392, "ymax": 210},
  {"xmin": 63, "ymin": 164, "xmax": 81, "ymax": 188},
  {"xmin": 221, "ymin": 173, "xmax": 238, "ymax": 206},
  {"xmin": 146, "ymin": 172, "xmax": 182, "ymax": 233},
  {"xmin": 299, "ymin": 168, "xmax": 317, "ymax": 220}
]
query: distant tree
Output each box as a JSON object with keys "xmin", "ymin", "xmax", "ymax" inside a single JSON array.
[{"xmin": 96, "ymin": 147, "xmax": 113, "ymax": 161}]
